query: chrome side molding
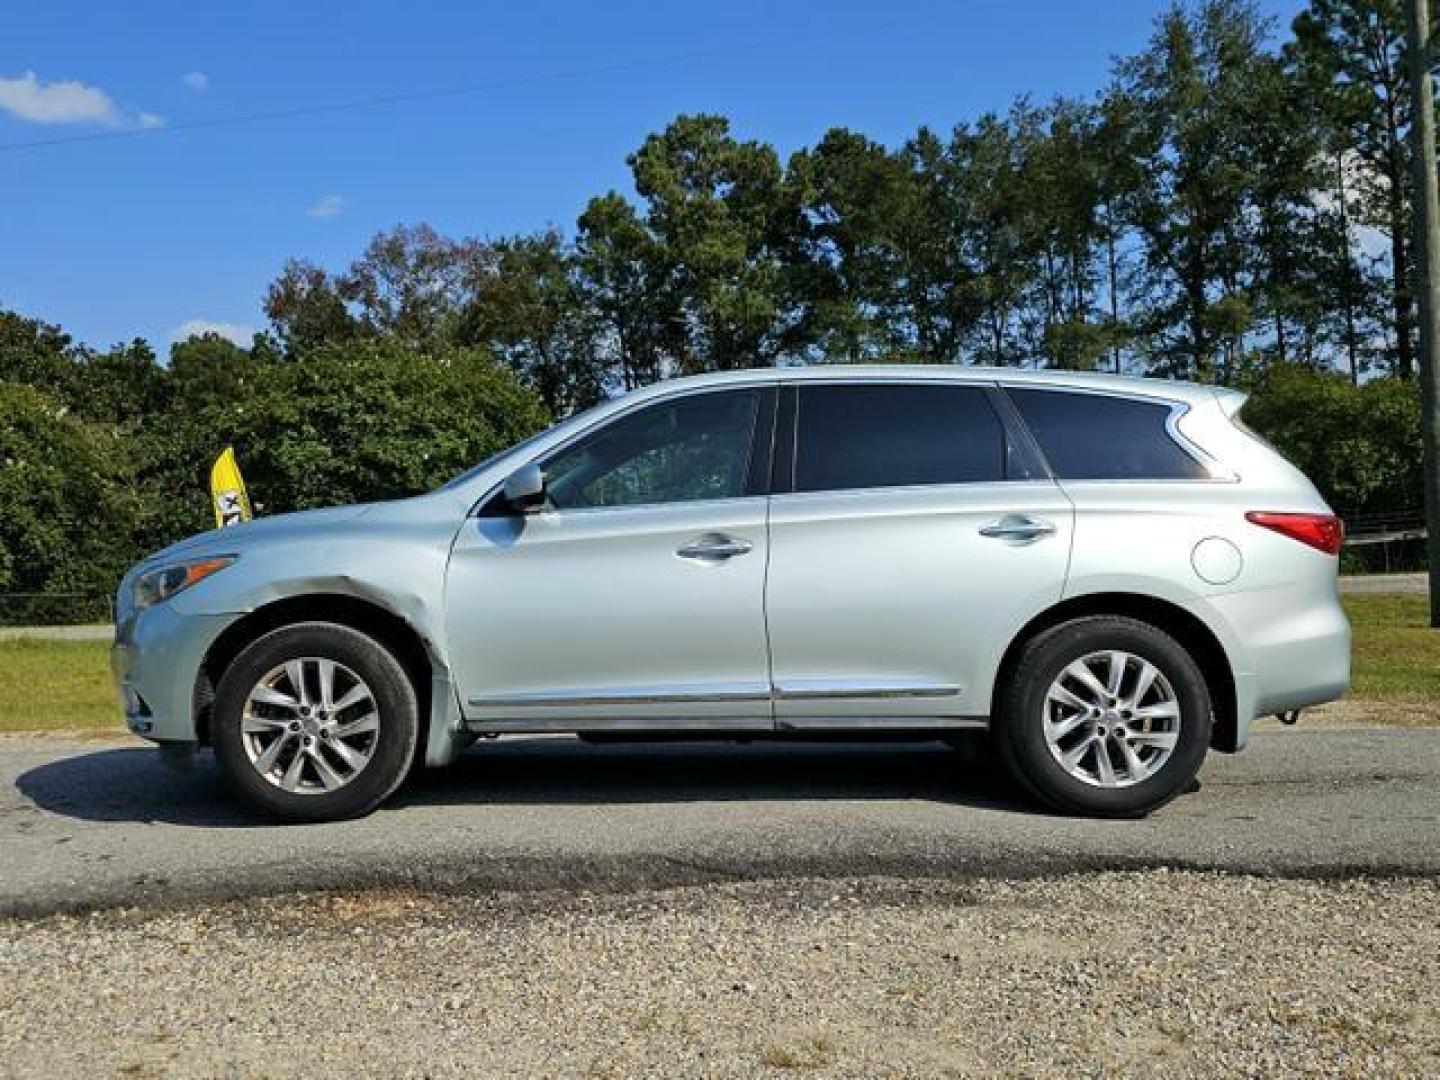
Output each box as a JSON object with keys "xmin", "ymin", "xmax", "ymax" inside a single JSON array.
[
  {"xmin": 469, "ymin": 680, "xmax": 963, "ymax": 710},
  {"xmin": 467, "ymin": 683, "xmax": 772, "ymax": 709},
  {"xmin": 771, "ymin": 681, "xmax": 961, "ymax": 701}
]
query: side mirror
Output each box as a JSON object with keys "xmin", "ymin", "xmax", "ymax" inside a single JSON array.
[{"xmin": 502, "ymin": 463, "xmax": 547, "ymax": 513}]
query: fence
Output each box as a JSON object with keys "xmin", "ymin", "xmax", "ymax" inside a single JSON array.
[{"xmin": 1340, "ymin": 508, "xmax": 1429, "ymax": 574}]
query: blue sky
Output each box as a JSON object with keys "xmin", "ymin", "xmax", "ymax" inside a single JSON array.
[{"xmin": 3, "ymin": 0, "xmax": 1306, "ymax": 354}]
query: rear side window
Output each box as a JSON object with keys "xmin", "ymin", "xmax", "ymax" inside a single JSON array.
[
  {"xmin": 793, "ymin": 384, "xmax": 1015, "ymax": 493},
  {"xmin": 1007, "ymin": 388, "xmax": 1210, "ymax": 481}
]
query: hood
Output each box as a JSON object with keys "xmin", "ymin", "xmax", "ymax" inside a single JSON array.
[{"xmin": 139, "ymin": 502, "xmax": 380, "ymax": 567}]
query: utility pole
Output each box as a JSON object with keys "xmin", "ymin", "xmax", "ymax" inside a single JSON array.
[{"xmin": 1406, "ymin": 0, "xmax": 1440, "ymax": 626}]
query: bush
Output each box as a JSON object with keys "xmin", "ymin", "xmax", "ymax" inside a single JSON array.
[
  {"xmin": 131, "ymin": 340, "xmax": 549, "ymax": 553},
  {"xmin": 0, "ymin": 383, "xmax": 138, "ymax": 621},
  {"xmin": 1240, "ymin": 364, "xmax": 1422, "ymax": 518}
]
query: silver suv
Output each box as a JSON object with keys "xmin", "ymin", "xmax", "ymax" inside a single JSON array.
[{"xmin": 112, "ymin": 368, "xmax": 1350, "ymax": 822}]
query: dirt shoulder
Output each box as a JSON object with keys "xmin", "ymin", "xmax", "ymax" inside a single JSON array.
[{"xmin": 1, "ymin": 872, "xmax": 1436, "ymax": 1079}]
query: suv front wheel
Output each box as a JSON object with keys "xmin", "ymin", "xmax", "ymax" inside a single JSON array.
[
  {"xmin": 995, "ymin": 616, "xmax": 1212, "ymax": 817},
  {"xmin": 213, "ymin": 621, "xmax": 419, "ymax": 822}
]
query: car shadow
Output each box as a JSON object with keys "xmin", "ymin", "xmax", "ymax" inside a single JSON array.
[{"xmin": 14, "ymin": 737, "xmax": 1037, "ymax": 827}]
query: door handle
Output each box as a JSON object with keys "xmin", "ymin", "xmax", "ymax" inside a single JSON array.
[
  {"xmin": 676, "ymin": 533, "xmax": 754, "ymax": 561},
  {"xmin": 979, "ymin": 514, "xmax": 1057, "ymax": 542}
]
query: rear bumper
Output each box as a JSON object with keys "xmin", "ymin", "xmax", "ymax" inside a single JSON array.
[
  {"xmin": 111, "ymin": 605, "xmax": 237, "ymax": 744},
  {"xmin": 1200, "ymin": 584, "xmax": 1350, "ymax": 747}
]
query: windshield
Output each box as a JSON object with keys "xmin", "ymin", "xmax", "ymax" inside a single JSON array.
[{"xmin": 435, "ymin": 400, "xmax": 609, "ymax": 492}]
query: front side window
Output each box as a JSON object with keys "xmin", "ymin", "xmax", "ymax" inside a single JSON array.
[
  {"xmin": 1007, "ymin": 388, "xmax": 1210, "ymax": 481},
  {"xmin": 792, "ymin": 384, "xmax": 1011, "ymax": 493},
  {"xmin": 543, "ymin": 390, "xmax": 761, "ymax": 510}
]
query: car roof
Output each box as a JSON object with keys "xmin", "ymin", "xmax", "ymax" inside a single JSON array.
[{"xmin": 629, "ymin": 365, "xmax": 1230, "ymax": 408}]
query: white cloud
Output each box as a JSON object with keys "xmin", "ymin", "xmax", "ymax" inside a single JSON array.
[
  {"xmin": 0, "ymin": 70, "xmax": 118, "ymax": 125},
  {"xmin": 182, "ymin": 71, "xmax": 209, "ymax": 91},
  {"xmin": 0, "ymin": 70, "xmax": 164, "ymax": 130},
  {"xmin": 171, "ymin": 319, "xmax": 255, "ymax": 346},
  {"xmin": 307, "ymin": 194, "xmax": 346, "ymax": 219}
]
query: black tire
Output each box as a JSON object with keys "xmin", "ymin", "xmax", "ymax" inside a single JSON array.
[
  {"xmin": 213, "ymin": 621, "xmax": 418, "ymax": 822},
  {"xmin": 994, "ymin": 616, "xmax": 1211, "ymax": 818}
]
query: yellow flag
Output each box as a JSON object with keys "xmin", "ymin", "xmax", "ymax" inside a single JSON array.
[{"xmin": 210, "ymin": 446, "xmax": 253, "ymax": 528}]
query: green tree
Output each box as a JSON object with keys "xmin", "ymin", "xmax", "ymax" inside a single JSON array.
[
  {"xmin": 627, "ymin": 115, "xmax": 792, "ymax": 370},
  {"xmin": 1115, "ymin": 0, "xmax": 1276, "ymax": 380},
  {"xmin": 785, "ymin": 128, "xmax": 911, "ymax": 362},
  {"xmin": 72, "ymin": 339, "xmax": 168, "ymax": 427},
  {"xmin": 141, "ymin": 340, "xmax": 547, "ymax": 523},
  {"xmin": 0, "ymin": 383, "xmax": 137, "ymax": 619},
  {"xmin": 1291, "ymin": 0, "xmax": 1418, "ymax": 377},
  {"xmin": 168, "ymin": 333, "xmax": 262, "ymax": 413},
  {"xmin": 338, "ymin": 224, "xmax": 478, "ymax": 348},
  {"xmin": 575, "ymin": 192, "xmax": 684, "ymax": 389},
  {"xmin": 0, "ymin": 311, "xmax": 79, "ymax": 402},
  {"xmin": 892, "ymin": 127, "xmax": 986, "ymax": 363},
  {"xmin": 454, "ymin": 231, "xmax": 605, "ymax": 416},
  {"xmin": 264, "ymin": 259, "xmax": 360, "ymax": 355},
  {"xmin": 1242, "ymin": 363, "xmax": 1421, "ymax": 514},
  {"xmin": 1020, "ymin": 101, "xmax": 1104, "ymax": 362}
]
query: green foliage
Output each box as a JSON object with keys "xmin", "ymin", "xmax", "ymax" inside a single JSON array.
[
  {"xmin": 133, "ymin": 339, "xmax": 549, "ymax": 547},
  {"xmin": 0, "ymin": 383, "xmax": 137, "ymax": 614},
  {"xmin": 453, "ymin": 230, "xmax": 605, "ymax": 416},
  {"xmin": 1241, "ymin": 363, "xmax": 1422, "ymax": 515},
  {"xmin": 1290, "ymin": 0, "xmax": 1419, "ymax": 377},
  {"xmin": 0, "ymin": 311, "xmax": 79, "ymax": 400}
]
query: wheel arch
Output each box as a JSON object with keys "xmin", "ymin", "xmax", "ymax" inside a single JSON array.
[
  {"xmin": 195, "ymin": 593, "xmax": 442, "ymax": 760},
  {"xmin": 993, "ymin": 592, "xmax": 1240, "ymax": 753}
]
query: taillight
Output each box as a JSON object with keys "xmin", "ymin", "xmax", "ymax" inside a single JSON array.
[{"xmin": 1244, "ymin": 511, "xmax": 1344, "ymax": 555}]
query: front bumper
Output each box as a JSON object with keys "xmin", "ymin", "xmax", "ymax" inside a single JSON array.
[{"xmin": 111, "ymin": 604, "xmax": 239, "ymax": 744}]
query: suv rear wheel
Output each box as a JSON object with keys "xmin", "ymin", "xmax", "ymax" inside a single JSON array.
[
  {"xmin": 213, "ymin": 621, "xmax": 418, "ymax": 822},
  {"xmin": 995, "ymin": 616, "xmax": 1211, "ymax": 817}
]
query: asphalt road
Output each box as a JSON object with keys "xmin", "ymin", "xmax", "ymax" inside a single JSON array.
[{"xmin": 3, "ymin": 727, "xmax": 1437, "ymax": 918}]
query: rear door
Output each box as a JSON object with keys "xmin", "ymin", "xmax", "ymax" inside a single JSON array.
[{"xmin": 764, "ymin": 380, "xmax": 1073, "ymax": 726}]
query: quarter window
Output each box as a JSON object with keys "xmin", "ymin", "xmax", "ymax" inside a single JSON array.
[
  {"xmin": 1007, "ymin": 388, "xmax": 1209, "ymax": 481},
  {"xmin": 544, "ymin": 390, "xmax": 761, "ymax": 509},
  {"xmin": 792, "ymin": 384, "xmax": 1013, "ymax": 493}
]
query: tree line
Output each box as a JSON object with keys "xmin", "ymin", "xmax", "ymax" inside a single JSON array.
[{"xmin": 0, "ymin": 0, "xmax": 1428, "ymax": 619}]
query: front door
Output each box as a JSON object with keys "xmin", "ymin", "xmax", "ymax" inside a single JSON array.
[
  {"xmin": 765, "ymin": 381, "xmax": 1073, "ymax": 726},
  {"xmin": 444, "ymin": 386, "xmax": 777, "ymax": 730}
]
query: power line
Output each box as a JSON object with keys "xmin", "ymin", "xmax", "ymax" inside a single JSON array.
[{"xmin": 0, "ymin": 21, "xmax": 906, "ymax": 155}]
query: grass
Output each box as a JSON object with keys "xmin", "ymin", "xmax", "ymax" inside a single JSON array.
[
  {"xmin": 1342, "ymin": 594, "xmax": 1440, "ymax": 702},
  {"xmin": 0, "ymin": 639, "xmax": 118, "ymax": 734},
  {"xmin": 0, "ymin": 594, "xmax": 1435, "ymax": 734}
]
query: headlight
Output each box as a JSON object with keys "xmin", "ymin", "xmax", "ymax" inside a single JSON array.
[{"xmin": 133, "ymin": 556, "xmax": 236, "ymax": 612}]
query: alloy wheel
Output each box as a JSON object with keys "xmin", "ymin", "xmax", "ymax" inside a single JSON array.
[
  {"xmin": 1041, "ymin": 649, "xmax": 1181, "ymax": 788},
  {"xmin": 240, "ymin": 657, "xmax": 380, "ymax": 794}
]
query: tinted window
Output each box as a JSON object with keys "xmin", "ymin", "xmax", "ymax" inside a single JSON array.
[
  {"xmin": 1008, "ymin": 388, "xmax": 1209, "ymax": 480},
  {"xmin": 793, "ymin": 384, "xmax": 1010, "ymax": 493},
  {"xmin": 544, "ymin": 390, "xmax": 760, "ymax": 509}
]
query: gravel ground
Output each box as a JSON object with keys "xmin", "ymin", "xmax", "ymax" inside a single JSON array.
[{"xmin": 1, "ymin": 871, "xmax": 1436, "ymax": 1079}]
